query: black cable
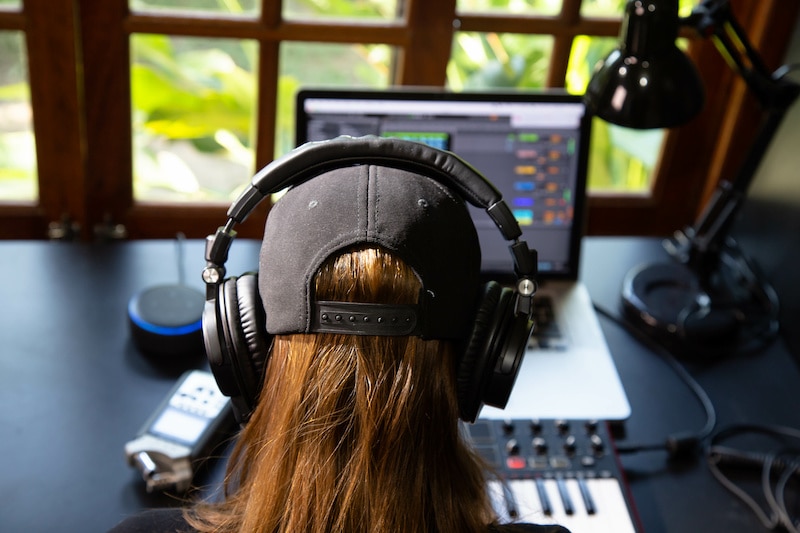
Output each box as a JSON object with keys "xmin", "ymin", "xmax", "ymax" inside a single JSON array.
[{"xmin": 593, "ymin": 302, "xmax": 717, "ymax": 458}]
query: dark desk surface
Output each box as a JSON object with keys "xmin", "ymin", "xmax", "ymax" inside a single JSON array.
[{"xmin": 2, "ymin": 237, "xmax": 800, "ymax": 532}]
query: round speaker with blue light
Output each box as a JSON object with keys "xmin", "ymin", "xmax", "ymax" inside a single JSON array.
[{"xmin": 128, "ymin": 283, "xmax": 205, "ymax": 358}]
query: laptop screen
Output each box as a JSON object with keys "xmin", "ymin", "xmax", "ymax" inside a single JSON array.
[{"xmin": 295, "ymin": 89, "xmax": 591, "ymax": 279}]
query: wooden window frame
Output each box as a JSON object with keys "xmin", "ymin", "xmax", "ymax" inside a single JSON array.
[{"xmin": 1, "ymin": 0, "xmax": 798, "ymax": 240}]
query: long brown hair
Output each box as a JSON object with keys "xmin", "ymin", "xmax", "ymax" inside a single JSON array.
[{"xmin": 188, "ymin": 246, "xmax": 497, "ymax": 532}]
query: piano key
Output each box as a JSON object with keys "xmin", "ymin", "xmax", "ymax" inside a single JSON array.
[
  {"xmin": 535, "ymin": 478, "xmax": 553, "ymax": 516},
  {"xmin": 555, "ymin": 477, "xmax": 574, "ymax": 515},
  {"xmin": 577, "ymin": 477, "xmax": 596, "ymax": 515}
]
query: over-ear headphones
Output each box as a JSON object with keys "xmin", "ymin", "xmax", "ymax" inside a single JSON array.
[
  {"xmin": 621, "ymin": 241, "xmax": 780, "ymax": 359},
  {"xmin": 621, "ymin": 262, "xmax": 740, "ymax": 357},
  {"xmin": 201, "ymin": 136, "xmax": 538, "ymax": 424}
]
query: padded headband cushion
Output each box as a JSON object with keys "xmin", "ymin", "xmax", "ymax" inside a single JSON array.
[{"xmin": 259, "ymin": 162, "xmax": 482, "ymax": 340}]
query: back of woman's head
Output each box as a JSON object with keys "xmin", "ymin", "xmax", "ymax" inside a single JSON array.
[{"xmin": 192, "ymin": 246, "xmax": 495, "ymax": 533}]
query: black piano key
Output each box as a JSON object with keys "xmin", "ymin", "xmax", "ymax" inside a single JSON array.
[
  {"xmin": 535, "ymin": 478, "xmax": 553, "ymax": 516},
  {"xmin": 556, "ymin": 477, "xmax": 575, "ymax": 515},
  {"xmin": 502, "ymin": 482, "xmax": 520, "ymax": 519},
  {"xmin": 578, "ymin": 476, "xmax": 597, "ymax": 515}
]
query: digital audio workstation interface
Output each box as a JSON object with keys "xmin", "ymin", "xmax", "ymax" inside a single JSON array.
[{"xmin": 299, "ymin": 95, "xmax": 588, "ymax": 275}]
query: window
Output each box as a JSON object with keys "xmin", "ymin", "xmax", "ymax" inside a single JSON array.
[{"xmin": 1, "ymin": 0, "xmax": 798, "ymax": 240}]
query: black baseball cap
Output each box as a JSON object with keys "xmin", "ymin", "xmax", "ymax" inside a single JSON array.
[{"xmin": 258, "ymin": 160, "xmax": 482, "ymax": 340}]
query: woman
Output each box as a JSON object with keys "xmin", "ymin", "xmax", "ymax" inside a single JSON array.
[{"xmin": 109, "ymin": 145, "xmax": 569, "ymax": 533}]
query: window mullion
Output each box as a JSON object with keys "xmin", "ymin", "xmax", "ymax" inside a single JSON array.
[
  {"xmin": 255, "ymin": 41, "xmax": 279, "ymax": 170},
  {"xmin": 256, "ymin": 0, "xmax": 280, "ymax": 171},
  {"xmin": 546, "ymin": 0, "xmax": 582, "ymax": 87},
  {"xmin": 78, "ymin": 0, "xmax": 133, "ymax": 239},
  {"xmin": 398, "ymin": 0, "xmax": 455, "ymax": 86},
  {"xmin": 261, "ymin": 0, "xmax": 281, "ymax": 27},
  {"xmin": 25, "ymin": 0, "xmax": 84, "ymax": 238}
]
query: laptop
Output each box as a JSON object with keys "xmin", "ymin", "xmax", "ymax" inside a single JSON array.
[{"xmin": 295, "ymin": 88, "xmax": 631, "ymax": 421}]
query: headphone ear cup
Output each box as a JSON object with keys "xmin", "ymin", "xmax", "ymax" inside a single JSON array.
[
  {"xmin": 211, "ymin": 273, "xmax": 271, "ymax": 422},
  {"xmin": 457, "ymin": 281, "xmax": 535, "ymax": 423},
  {"xmin": 481, "ymin": 304, "xmax": 533, "ymax": 410},
  {"xmin": 456, "ymin": 281, "xmax": 508, "ymax": 423}
]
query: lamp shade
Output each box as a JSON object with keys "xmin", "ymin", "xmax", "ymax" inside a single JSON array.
[{"xmin": 585, "ymin": 0, "xmax": 705, "ymax": 129}]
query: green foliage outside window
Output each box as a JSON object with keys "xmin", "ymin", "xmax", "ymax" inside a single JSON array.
[
  {"xmin": 131, "ymin": 34, "xmax": 259, "ymax": 202},
  {"xmin": 448, "ymin": 33, "xmax": 554, "ymax": 91}
]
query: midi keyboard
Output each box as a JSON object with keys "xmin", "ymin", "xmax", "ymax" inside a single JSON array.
[{"xmin": 466, "ymin": 418, "xmax": 642, "ymax": 533}]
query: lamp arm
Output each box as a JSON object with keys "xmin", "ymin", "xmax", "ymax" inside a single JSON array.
[
  {"xmin": 665, "ymin": 0, "xmax": 800, "ymax": 280},
  {"xmin": 684, "ymin": 1, "xmax": 775, "ymax": 105}
]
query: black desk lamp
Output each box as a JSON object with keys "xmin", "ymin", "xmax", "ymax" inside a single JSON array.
[{"xmin": 585, "ymin": 0, "xmax": 799, "ymax": 357}]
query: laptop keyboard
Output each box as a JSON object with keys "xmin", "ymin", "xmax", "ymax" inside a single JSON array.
[{"xmin": 529, "ymin": 295, "xmax": 567, "ymax": 350}]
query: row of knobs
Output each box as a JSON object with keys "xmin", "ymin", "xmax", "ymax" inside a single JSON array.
[
  {"xmin": 501, "ymin": 419, "xmax": 600, "ymax": 436},
  {"xmin": 502, "ymin": 419, "xmax": 606, "ymax": 457}
]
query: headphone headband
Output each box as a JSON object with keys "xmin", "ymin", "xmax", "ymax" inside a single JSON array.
[{"xmin": 240, "ymin": 136, "xmax": 503, "ymax": 216}]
